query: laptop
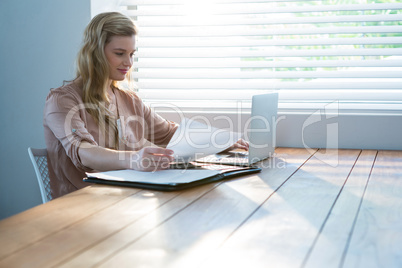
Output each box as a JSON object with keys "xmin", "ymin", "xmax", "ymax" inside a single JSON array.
[{"xmin": 196, "ymin": 93, "xmax": 278, "ymax": 167}]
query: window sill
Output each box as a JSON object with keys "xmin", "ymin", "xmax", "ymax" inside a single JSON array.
[{"xmin": 145, "ymin": 99, "xmax": 402, "ymax": 116}]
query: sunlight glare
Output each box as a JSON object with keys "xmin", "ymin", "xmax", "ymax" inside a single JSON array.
[{"xmin": 183, "ymin": 0, "xmax": 217, "ymax": 23}]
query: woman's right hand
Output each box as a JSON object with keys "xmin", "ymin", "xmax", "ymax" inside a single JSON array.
[
  {"xmin": 79, "ymin": 142, "xmax": 174, "ymax": 172},
  {"xmin": 130, "ymin": 147, "xmax": 174, "ymax": 172}
]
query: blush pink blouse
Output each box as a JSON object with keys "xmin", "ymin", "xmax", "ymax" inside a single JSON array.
[{"xmin": 43, "ymin": 80, "xmax": 178, "ymax": 198}]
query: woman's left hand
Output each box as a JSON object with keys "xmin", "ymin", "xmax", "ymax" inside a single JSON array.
[{"xmin": 221, "ymin": 139, "xmax": 249, "ymax": 153}]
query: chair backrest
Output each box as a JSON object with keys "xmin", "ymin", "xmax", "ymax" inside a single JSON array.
[{"xmin": 28, "ymin": 147, "xmax": 52, "ymax": 203}]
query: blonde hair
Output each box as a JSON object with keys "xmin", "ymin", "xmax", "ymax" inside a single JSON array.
[{"xmin": 76, "ymin": 12, "xmax": 137, "ymax": 149}]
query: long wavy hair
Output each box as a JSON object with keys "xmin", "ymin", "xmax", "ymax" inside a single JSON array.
[{"xmin": 76, "ymin": 12, "xmax": 137, "ymax": 149}]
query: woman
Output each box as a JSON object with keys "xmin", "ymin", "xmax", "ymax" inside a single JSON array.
[
  {"xmin": 44, "ymin": 12, "xmax": 248, "ymax": 199},
  {"xmin": 44, "ymin": 12, "xmax": 178, "ymax": 198}
]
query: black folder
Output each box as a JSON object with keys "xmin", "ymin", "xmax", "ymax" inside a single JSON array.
[{"xmin": 84, "ymin": 164, "xmax": 261, "ymax": 191}]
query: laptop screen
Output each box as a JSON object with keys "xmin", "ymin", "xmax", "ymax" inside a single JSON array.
[{"xmin": 247, "ymin": 93, "xmax": 278, "ymax": 164}]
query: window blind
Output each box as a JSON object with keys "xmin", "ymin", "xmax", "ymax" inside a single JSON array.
[{"xmin": 118, "ymin": 0, "xmax": 402, "ymax": 113}]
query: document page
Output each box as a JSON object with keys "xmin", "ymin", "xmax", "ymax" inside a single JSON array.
[
  {"xmin": 86, "ymin": 169, "xmax": 220, "ymax": 185},
  {"xmin": 167, "ymin": 118, "xmax": 242, "ymax": 162}
]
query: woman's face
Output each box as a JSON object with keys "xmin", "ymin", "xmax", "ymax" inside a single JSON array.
[{"xmin": 104, "ymin": 35, "xmax": 136, "ymax": 82}]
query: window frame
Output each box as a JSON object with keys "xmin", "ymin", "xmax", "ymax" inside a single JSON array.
[{"xmin": 91, "ymin": 0, "xmax": 402, "ymax": 150}]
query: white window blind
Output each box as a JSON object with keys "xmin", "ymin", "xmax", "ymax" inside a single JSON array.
[{"xmin": 118, "ymin": 0, "xmax": 402, "ymax": 113}]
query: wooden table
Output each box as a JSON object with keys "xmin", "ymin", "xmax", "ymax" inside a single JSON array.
[{"xmin": 1, "ymin": 148, "xmax": 401, "ymax": 268}]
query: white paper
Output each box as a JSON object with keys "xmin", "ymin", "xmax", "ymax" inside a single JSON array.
[
  {"xmin": 167, "ymin": 118, "xmax": 242, "ymax": 162},
  {"xmin": 87, "ymin": 169, "xmax": 219, "ymax": 185}
]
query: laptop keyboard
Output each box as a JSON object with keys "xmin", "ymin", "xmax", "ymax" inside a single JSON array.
[
  {"xmin": 198, "ymin": 151, "xmax": 250, "ymax": 164},
  {"xmin": 219, "ymin": 156, "xmax": 248, "ymax": 164}
]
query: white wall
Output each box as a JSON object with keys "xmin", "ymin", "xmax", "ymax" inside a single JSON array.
[
  {"xmin": 157, "ymin": 111, "xmax": 402, "ymax": 151},
  {"xmin": 0, "ymin": 0, "xmax": 91, "ymax": 219}
]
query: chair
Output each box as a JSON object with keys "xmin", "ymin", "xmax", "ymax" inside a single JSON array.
[{"xmin": 28, "ymin": 147, "xmax": 52, "ymax": 203}]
